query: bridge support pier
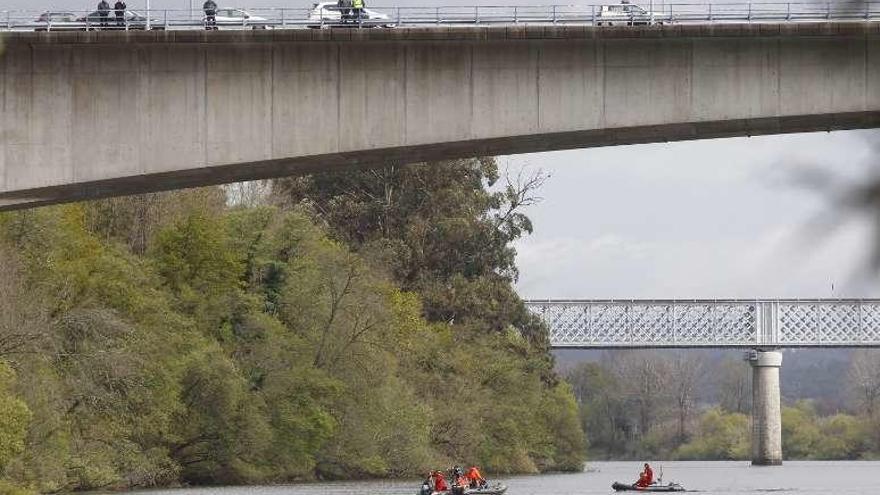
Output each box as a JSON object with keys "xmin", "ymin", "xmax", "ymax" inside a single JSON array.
[{"xmin": 749, "ymin": 350, "xmax": 783, "ymax": 466}]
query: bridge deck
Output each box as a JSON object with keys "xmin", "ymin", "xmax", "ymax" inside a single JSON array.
[
  {"xmin": 2, "ymin": 23, "xmax": 878, "ymax": 210},
  {"xmin": 526, "ymin": 299, "xmax": 880, "ymax": 348}
]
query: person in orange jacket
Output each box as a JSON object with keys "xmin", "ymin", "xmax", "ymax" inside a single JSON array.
[
  {"xmin": 636, "ymin": 463, "xmax": 654, "ymax": 487},
  {"xmin": 466, "ymin": 466, "xmax": 486, "ymax": 488}
]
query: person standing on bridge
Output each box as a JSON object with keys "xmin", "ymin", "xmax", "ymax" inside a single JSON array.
[
  {"xmin": 113, "ymin": 0, "xmax": 126, "ymax": 28},
  {"xmin": 351, "ymin": 0, "xmax": 364, "ymax": 23},
  {"xmin": 203, "ymin": 0, "xmax": 218, "ymax": 30},
  {"xmin": 97, "ymin": 0, "xmax": 110, "ymax": 28},
  {"xmin": 337, "ymin": 0, "xmax": 352, "ymax": 21}
]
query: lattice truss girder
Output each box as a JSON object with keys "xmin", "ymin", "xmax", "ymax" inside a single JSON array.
[{"xmin": 526, "ymin": 300, "xmax": 880, "ymax": 347}]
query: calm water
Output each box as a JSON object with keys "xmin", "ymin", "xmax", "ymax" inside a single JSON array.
[{"xmin": 129, "ymin": 461, "xmax": 880, "ymax": 495}]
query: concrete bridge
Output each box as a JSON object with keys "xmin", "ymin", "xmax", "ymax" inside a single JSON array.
[
  {"xmin": 528, "ymin": 299, "xmax": 880, "ymax": 466},
  {"xmin": 1, "ymin": 22, "xmax": 879, "ymax": 209}
]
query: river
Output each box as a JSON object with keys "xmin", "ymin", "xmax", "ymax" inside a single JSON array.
[{"xmin": 124, "ymin": 461, "xmax": 880, "ymax": 495}]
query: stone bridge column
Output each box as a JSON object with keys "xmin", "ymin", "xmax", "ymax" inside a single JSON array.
[{"xmin": 749, "ymin": 350, "xmax": 783, "ymax": 465}]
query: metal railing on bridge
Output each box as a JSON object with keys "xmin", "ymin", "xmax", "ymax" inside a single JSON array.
[
  {"xmin": 2, "ymin": 2, "xmax": 880, "ymax": 32},
  {"xmin": 526, "ymin": 299, "xmax": 880, "ymax": 348}
]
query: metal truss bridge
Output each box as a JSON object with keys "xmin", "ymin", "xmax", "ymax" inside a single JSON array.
[{"xmin": 526, "ymin": 299, "xmax": 880, "ymax": 348}]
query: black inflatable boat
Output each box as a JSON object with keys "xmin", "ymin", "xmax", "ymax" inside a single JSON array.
[{"xmin": 612, "ymin": 481, "xmax": 685, "ymax": 492}]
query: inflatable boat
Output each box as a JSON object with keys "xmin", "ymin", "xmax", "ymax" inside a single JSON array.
[
  {"xmin": 419, "ymin": 484, "xmax": 508, "ymax": 495},
  {"xmin": 466, "ymin": 484, "xmax": 508, "ymax": 495},
  {"xmin": 612, "ymin": 481, "xmax": 685, "ymax": 492}
]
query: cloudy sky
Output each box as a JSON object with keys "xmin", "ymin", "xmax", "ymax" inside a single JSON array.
[{"xmin": 507, "ymin": 130, "xmax": 880, "ymax": 300}]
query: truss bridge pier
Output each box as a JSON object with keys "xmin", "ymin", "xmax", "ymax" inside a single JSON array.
[{"xmin": 526, "ymin": 299, "xmax": 880, "ymax": 465}]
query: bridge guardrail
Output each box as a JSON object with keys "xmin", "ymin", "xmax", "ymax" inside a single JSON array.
[
  {"xmin": 526, "ymin": 299, "xmax": 880, "ymax": 348},
  {"xmin": 2, "ymin": 2, "xmax": 880, "ymax": 32}
]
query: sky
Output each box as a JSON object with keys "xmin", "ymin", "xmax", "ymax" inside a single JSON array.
[{"xmin": 507, "ymin": 130, "xmax": 880, "ymax": 300}]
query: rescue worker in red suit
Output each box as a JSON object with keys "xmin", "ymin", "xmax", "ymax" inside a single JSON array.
[
  {"xmin": 466, "ymin": 466, "xmax": 486, "ymax": 488},
  {"xmin": 431, "ymin": 471, "xmax": 449, "ymax": 492},
  {"xmin": 636, "ymin": 463, "xmax": 654, "ymax": 487}
]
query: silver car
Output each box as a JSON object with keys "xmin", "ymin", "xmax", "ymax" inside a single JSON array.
[
  {"xmin": 308, "ymin": 2, "xmax": 391, "ymax": 27},
  {"xmin": 211, "ymin": 8, "xmax": 271, "ymax": 29},
  {"xmin": 596, "ymin": 2, "xmax": 663, "ymax": 26},
  {"xmin": 34, "ymin": 11, "xmax": 84, "ymax": 31}
]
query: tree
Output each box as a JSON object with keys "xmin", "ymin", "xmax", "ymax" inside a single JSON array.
[
  {"xmin": 0, "ymin": 363, "xmax": 31, "ymax": 470},
  {"xmin": 716, "ymin": 357, "xmax": 751, "ymax": 414},
  {"xmin": 0, "ymin": 247, "xmax": 48, "ymax": 356},
  {"xmin": 272, "ymin": 158, "xmax": 550, "ymax": 349},
  {"xmin": 0, "ymin": 176, "xmax": 587, "ymax": 489},
  {"xmin": 675, "ymin": 409, "xmax": 749, "ymax": 460},
  {"xmin": 83, "ymin": 187, "xmax": 227, "ymax": 255},
  {"xmin": 849, "ymin": 350, "xmax": 880, "ymax": 418},
  {"xmin": 609, "ymin": 351, "xmax": 669, "ymax": 440}
]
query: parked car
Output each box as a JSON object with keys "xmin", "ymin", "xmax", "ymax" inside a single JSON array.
[
  {"xmin": 34, "ymin": 11, "xmax": 84, "ymax": 31},
  {"xmin": 596, "ymin": 1, "xmax": 663, "ymax": 26},
  {"xmin": 78, "ymin": 10, "xmax": 163, "ymax": 29},
  {"xmin": 211, "ymin": 8, "xmax": 270, "ymax": 28},
  {"xmin": 307, "ymin": 2, "xmax": 391, "ymax": 27}
]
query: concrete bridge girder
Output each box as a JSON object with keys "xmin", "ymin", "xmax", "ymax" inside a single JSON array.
[{"xmin": 1, "ymin": 23, "xmax": 879, "ymax": 208}]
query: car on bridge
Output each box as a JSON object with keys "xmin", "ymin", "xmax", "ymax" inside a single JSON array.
[
  {"xmin": 307, "ymin": 2, "xmax": 392, "ymax": 27},
  {"xmin": 596, "ymin": 1, "xmax": 663, "ymax": 26},
  {"xmin": 211, "ymin": 8, "xmax": 271, "ymax": 29},
  {"xmin": 34, "ymin": 11, "xmax": 85, "ymax": 31}
]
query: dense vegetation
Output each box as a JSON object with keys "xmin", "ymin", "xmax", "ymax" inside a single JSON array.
[
  {"xmin": 0, "ymin": 158, "xmax": 584, "ymax": 492},
  {"xmin": 566, "ymin": 350, "xmax": 880, "ymax": 461}
]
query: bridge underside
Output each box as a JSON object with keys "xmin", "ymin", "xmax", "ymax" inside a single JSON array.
[
  {"xmin": 2, "ymin": 110, "xmax": 878, "ymax": 210},
  {"xmin": 1, "ymin": 23, "xmax": 879, "ymax": 209}
]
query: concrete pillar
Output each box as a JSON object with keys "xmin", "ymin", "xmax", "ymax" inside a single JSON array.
[{"xmin": 749, "ymin": 350, "xmax": 783, "ymax": 466}]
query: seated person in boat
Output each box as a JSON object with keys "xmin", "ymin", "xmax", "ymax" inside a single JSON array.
[
  {"xmin": 420, "ymin": 473, "xmax": 435, "ymax": 495},
  {"xmin": 636, "ymin": 463, "xmax": 654, "ymax": 487},
  {"xmin": 451, "ymin": 466, "xmax": 470, "ymax": 495},
  {"xmin": 466, "ymin": 466, "xmax": 486, "ymax": 488},
  {"xmin": 431, "ymin": 470, "xmax": 449, "ymax": 492}
]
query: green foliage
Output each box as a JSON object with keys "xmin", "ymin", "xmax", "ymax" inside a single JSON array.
[
  {"xmin": 0, "ymin": 162, "xmax": 584, "ymax": 490},
  {"xmin": 675, "ymin": 409, "xmax": 749, "ymax": 460},
  {"xmin": 780, "ymin": 401, "xmax": 872, "ymax": 460},
  {"xmin": 0, "ymin": 364, "xmax": 31, "ymax": 470},
  {"xmin": 274, "ymin": 159, "xmax": 584, "ymax": 472},
  {"xmin": 782, "ymin": 401, "xmax": 823, "ymax": 459}
]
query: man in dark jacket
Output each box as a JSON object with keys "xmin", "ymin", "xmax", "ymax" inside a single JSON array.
[
  {"xmin": 113, "ymin": 0, "xmax": 126, "ymax": 28},
  {"xmin": 203, "ymin": 0, "xmax": 217, "ymax": 29},
  {"xmin": 97, "ymin": 0, "xmax": 110, "ymax": 28}
]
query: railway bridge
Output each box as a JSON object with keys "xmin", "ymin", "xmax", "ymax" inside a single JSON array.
[{"xmin": 527, "ymin": 299, "xmax": 880, "ymax": 465}]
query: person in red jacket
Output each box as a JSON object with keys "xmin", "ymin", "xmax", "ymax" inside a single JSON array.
[
  {"xmin": 466, "ymin": 466, "xmax": 486, "ymax": 488},
  {"xmin": 431, "ymin": 471, "xmax": 449, "ymax": 492},
  {"xmin": 636, "ymin": 463, "xmax": 654, "ymax": 487}
]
